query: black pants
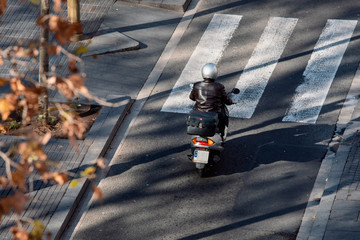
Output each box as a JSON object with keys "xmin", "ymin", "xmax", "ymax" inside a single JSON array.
[{"xmin": 217, "ymin": 111, "xmax": 228, "ymax": 137}]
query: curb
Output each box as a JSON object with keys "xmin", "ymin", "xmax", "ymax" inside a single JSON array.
[
  {"xmin": 296, "ymin": 64, "xmax": 360, "ymax": 240},
  {"xmin": 46, "ymin": 95, "xmax": 132, "ymax": 240},
  {"xmin": 120, "ymin": 0, "xmax": 192, "ymax": 12},
  {"xmin": 81, "ymin": 31, "xmax": 140, "ymax": 57},
  {"xmin": 308, "ymin": 122, "xmax": 360, "ymax": 240}
]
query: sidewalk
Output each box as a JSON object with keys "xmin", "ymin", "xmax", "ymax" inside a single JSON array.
[
  {"xmin": 297, "ymin": 77, "xmax": 360, "ymax": 239},
  {"xmin": 0, "ymin": 0, "xmax": 187, "ymax": 239}
]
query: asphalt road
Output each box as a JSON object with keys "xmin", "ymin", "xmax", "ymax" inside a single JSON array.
[{"xmin": 69, "ymin": 0, "xmax": 360, "ymax": 239}]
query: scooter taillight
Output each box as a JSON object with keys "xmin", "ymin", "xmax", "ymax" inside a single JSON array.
[{"xmin": 192, "ymin": 137, "xmax": 214, "ymax": 146}]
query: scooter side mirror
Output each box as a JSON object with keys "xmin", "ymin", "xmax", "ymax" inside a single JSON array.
[{"xmin": 231, "ymin": 88, "xmax": 240, "ymax": 94}]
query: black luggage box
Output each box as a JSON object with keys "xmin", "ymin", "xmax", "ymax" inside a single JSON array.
[{"xmin": 186, "ymin": 110, "xmax": 218, "ymax": 137}]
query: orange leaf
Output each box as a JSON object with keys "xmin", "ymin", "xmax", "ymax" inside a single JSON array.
[
  {"xmin": 47, "ymin": 43, "xmax": 61, "ymax": 55},
  {"xmin": 69, "ymin": 58, "xmax": 78, "ymax": 73},
  {"xmin": 12, "ymin": 46, "xmax": 39, "ymax": 58},
  {"xmin": 67, "ymin": 74, "xmax": 89, "ymax": 97},
  {"xmin": 48, "ymin": 16, "xmax": 82, "ymax": 45},
  {"xmin": 62, "ymin": 113, "xmax": 86, "ymax": 140},
  {"xmin": 53, "ymin": 0, "xmax": 62, "ymax": 12},
  {"xmin": 0, "ymin": 196, "xmax": 13, "ymax": 214},
  {"xmin": 36, "ymin": 15, "xmax": 46, "ymax": 27},
  {"xmin": 35, "ymin": 161, "xmax": 48, "ymax": 174},
  {"xmin": 11, "ymin": 169, "xmax": 27, "ymax": 191},
  {"xmin": 10, "ymin": 78, "xmax": 26, "ymax": 92},
  {"xmin": 92, "ymin": 185, "xmax": 103, "ymax": 204},
  {"xmin": 0, "ymin": 0, "xmax": 6, "ymax": 15},
  {"xmin": 0, "ymin": 77, "xmax": 9, "ymax": 86},
  {"xmin": 0, "ymin": 192, "xmax": 29, "ymax": 216},
  {"xmin": 0, "ymin": 93, "xmax": 18, "ymax": 120},
  {"xmin": 12, "ymin": 191, "xmax": 29, "ymax": 214},
  {"xmin": 53, "ymin": 172, "xmax": 68, "ymax": 185},
  {"xmin": 49, "ymin": 76, "xmax": 74, "ymax": 100},
  {"xmin": 96, "ymin": 158, "xmax": 107, "ymax": 169},
  {"xmin": 10, "ymin": 226, "xmax": 29, "ymax": 240},
  {"xmin": 17, "ymin": 141, "xmax": 47, "ymax": 162},
  {"xmin": 0, "ymin": 176, "xmax": 7, "ymax": 187}
]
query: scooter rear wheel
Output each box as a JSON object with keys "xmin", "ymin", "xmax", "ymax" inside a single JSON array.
[{"xmin": 197, "ymin": 168, "xmax": 205, "ymax": 178}]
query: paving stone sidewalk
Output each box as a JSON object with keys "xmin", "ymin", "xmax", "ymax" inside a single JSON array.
[
  {"xmin": 322, "ymin": 127, "xmax": 360, "ymax": 240},
  {"xmin": 0, "ymin": 0, "xmax": 187, "ymax": 239},
  {"xmin": 297, "ymin": 118, "xmax": 360, "ymax": 240}
]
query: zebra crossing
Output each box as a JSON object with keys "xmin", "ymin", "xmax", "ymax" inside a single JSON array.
[{"xmin": 161, "ymin": 13, "xmax": 358, "ymax": 124}]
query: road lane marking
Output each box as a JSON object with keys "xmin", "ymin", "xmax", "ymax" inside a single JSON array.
[
  {"xmin": 228, "ymin": 17, "xmax": 298, "ymax": 118},
  {"xmin": 283, "ymin": 19, "xmax": 358, "ymax": 124},
  {"xmin": 161, "ymin": 13, "xmax": 242, "ymax": 114}
]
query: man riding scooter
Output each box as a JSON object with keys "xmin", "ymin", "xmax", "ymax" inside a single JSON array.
[{"xmin": 189, "ymin": 63, "xmax": 234, "ymax": 141}]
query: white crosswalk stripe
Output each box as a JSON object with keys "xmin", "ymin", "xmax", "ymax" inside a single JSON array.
[
  {"xmin": 228, "ymin": 17, "xmax": 298, "ymax": 118},
  {"xmin": 161, "ymin": 14, "xmax": 242, "ymax": 114},
  {"xmin": 161, "ymin": 14, "xmax": 358, "ymax": 124},
  {"xmin": 283, "ymin": 19, "xmax": 358, "ymax": 123}
]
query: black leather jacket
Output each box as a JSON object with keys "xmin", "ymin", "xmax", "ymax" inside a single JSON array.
[{"xmin": 189, "ymin": 79, "xmax": 233, "ymax": 113}]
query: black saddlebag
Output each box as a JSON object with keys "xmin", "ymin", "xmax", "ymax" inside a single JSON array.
[{"xmin": 186, "ymin": 110, "xmax": 218, "ymax": 137}]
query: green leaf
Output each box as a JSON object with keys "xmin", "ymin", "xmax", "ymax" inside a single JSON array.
[
  {"xmin": 29, "ymin": 0, "xmax": 40, "ymax": 5},
  {"xmin": 31, "ymin": 220, "xmax": 45, "ymax": 239},
  {"xmin": 74, "ymin": 46, "xmax": 88, "ymax": 55},
  {"xmin": 70, "ymin": 180, "xmax": 79, "ymax": 187},
  {"xmin": 80, "ymin": 166, "xmax": 96, "ymax": 177}
]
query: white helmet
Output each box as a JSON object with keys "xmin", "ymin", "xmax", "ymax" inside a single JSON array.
[{"xmin": 201, "ymin": 63, "xmax": 218, "ymax": 80}]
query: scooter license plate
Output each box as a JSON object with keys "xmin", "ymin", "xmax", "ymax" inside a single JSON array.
[{"xmin": 193, "ymin": 150, "xmax": 209, "ymax": 164}]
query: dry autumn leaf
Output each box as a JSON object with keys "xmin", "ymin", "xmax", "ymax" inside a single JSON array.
[
  {"xmin": 10, "ymin": 78, "xmax": 26, "ymax": 92},
  {"xmin": 0, "ymin": 0, "xmax": 6, "ymax": 15},
  {"xmin": 67, "ymin": 74, "xmax": 90, "ymax": 98},
  {"xmin": 53, "ymin": 0, "xmax": 62, "ymax": 12},
  {"xmin": 11, "ymin": 169, "xmax": 27, "ymax": 191},
  {"xmin": 47, "ymin": 76, "xmax": 74, "ymax": 100},
  {"xmin": 10, "ymin": 226, "xmax": 29, "ymax": 240},
  {"xmin": 69, "ymin": 179, "xmax": 79, "ymax": 188},
  {"xmin": 12, "ymin": 46, "xmax": 39, "ymax": 58},
  {"xmin": 96, "ymin": 158, "xmax": 107, "ymax": 169},
  {"xmin": 0, "ymin": 93, "xmax": 18, "ymax": 120},
  {"xmin": 47, "ymin": 43, "xmax": 61, "ymax": 55},
  {"xmin": 0, "ymin": 192, "xmax": 29, "ymax": 215},
  {"xmin": 12, "ymin": 191, "xmax": 29, "ymax": 214},
  {"xmin": 0, "ymin": 176, "xmax": 8, "ymax": 187},
  {"xmin": 69, "ymin": 58, "xmax": 78, "ymax": 73},
  {"xmin": 35, "ymin": 161, "xmax": 48, "ymax": 174},
  {"xmin": 49, "ymin": 16, "xmax": 82, "ymax": 45},
  {"xmin": 0, "ymin": 77, "xmax": 9, "ymax": 86},
  {"xmin": 21, "ymin": 86, "xmax": 46, "ymax": 121},
  {"xmin": 80, "ymin": 166, "xmax": 96, "ymax": 177},
  {"xmin": 74, "ymin": 45, "xmax": 88, "ymax": 55},
  {"xmin": 62, "ymin": 112, "xmax": 86, "ymax": 145},
  {"xmin": 17, "ymin": 141, "xmax": 47, "ymax": 162},
  {"xmin": 92, "ymin": 185, "xmax": 103, "ymax": 204},
  {"xmin": 53, "ymin": 172, "xmax": 68, "ymax": 185},
  {"xmin": 29, "ymin": 0, "xmax": 40, "ymax": 5},
  {"xmin": 30, "ymin": 220, "xmax": 45, "ymax": 240},
  {"xmin": 0, "ymin": 196, "xmax": 13, "ymax": 215}
]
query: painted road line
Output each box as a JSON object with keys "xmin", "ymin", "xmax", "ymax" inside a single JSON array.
[
  {"xmin": 228, "ymin": 17, "xmax": 298, "ymax": 118},
  {"xmin": 161, "ymin": 14, "xmax": 242, "ymax": 114},
  {"xmin": 283, "ymin": 19, "xmax": 358, "ymax": 124}
]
